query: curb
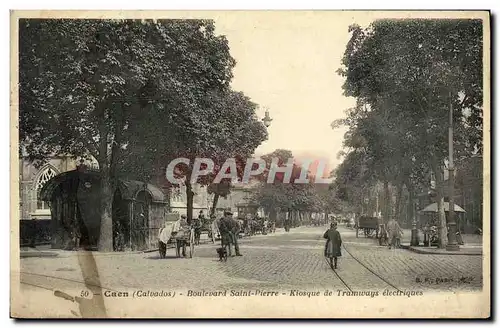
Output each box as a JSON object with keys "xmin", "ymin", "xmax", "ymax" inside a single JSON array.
[
  {"xmin": 401, "ymin": 244, "xmax": 482, "ymax": 256},
  {"xmin": 21, "ymin": 249, "xmax": 156, "ymax": 258},
  {"xmin": 19, "ymin": 230, "xmax": 293, "ymax": 258},
  {"xmin": 20, "ymin": 251, "xmax": 60, "ymax": 258}
]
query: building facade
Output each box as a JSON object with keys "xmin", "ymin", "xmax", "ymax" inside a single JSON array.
[
  {"xmin": 167, "ymin": 181, "xmax": 264, "ymax": 218},
  {"xmin": 215, "ymin": 181, "xmax": 264, "ymax": 217},
  {"xmin": 169, "ymin": 183, "xmax": 210, "ymax": 216},
  {"xmin": 19, "ymin": 156, "xmax": 99, "ymax": 221}
]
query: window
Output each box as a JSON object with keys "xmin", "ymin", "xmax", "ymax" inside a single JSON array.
[
  {"xmin": 171, "ymin": 187, "xmax": 183, "ymax": 203},
  {"xmin": 35, "ymin": 166, "xmax": 57, "ymax": 210}
]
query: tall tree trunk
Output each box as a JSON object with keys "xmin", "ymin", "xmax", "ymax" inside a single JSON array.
[
  {"xmin": 434, "ymin": 164, "xmax": 447, "ymax": 249},
  {"xmin": 210, "ymin": 193, "xmax": 220, "ymax": 217},
  {"xmin": 382, "ymin": 180, "xmax": 390, "ymax": 224},
  {"xmin": 185, "ymin": 179, "xmax": 194, "ymax": 224},
  {"xmin": 406, "ymin": 182, "xmax": 415, "ymax": 228},
  {"xmin": 270, "ymin": 207, "xmax": 277, "ymax": 222},
  {"xmin": 98, "ymin": 107, "xmax": 113, "ymax": 252},
  {"xmin": 98, "ymin": 168, "xmax": 113, "ymax": 252},
  {"xmin": 394, "ymin": 179, "xmax": 404, "ymax": 223}
]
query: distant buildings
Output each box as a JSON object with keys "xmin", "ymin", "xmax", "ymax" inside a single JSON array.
[
  {"xmin": 215, "ymin": 181, "xmax": 264, "ymax": 218},
  {"xmin": 168, "ymin": 180, "xmax": 263, "ymax": 218}
]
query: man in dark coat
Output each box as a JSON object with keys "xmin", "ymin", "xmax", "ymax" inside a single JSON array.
[
  {"xmin": 323, "ymin": 221, "xmax": 342, "ymax": 269},
  {"xmin": 219, "ymin": 211, "xmax": 243, "ymax": 256},
  {"xmin": 284, "ymin": 216, "xmax": 291, "ymax": 232}
]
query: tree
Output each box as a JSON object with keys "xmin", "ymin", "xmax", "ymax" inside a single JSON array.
[
  {"xmin": 19, "ymin": 19, "xmax": 241, "ymax": 251},
  {"xmin": 253, "ymin": 149, "xmax": 327, "ymax": 224},
  {"xmin": 158, "ymin": 90, "xmax": 268, "ymax": 222},
  {"xmin": 335, "ymin": 19, "xmax": 483, "ymax": 247}
]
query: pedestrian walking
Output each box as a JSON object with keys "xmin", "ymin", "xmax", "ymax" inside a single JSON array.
[
  {"xmin": 263, "ymin": 217, "xmax": 269, "ymax": 235},
  {"xmin": 284, "ymin": 216, "xmax": 290, "ymax": 232},
  {"xmin": 387, "ymin": 216, "xmax": 402, "ymax": 249},
  {"xmin": 193, "ymin": 216, "xmax": 202, "ymax": 245},
  {"xmin": 323, "ymin": 221, "xmax": 342, "ymax": 269}
]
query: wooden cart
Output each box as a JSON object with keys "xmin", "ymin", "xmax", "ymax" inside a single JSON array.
[
  {"xmin": 198, "ymin": 219, "xmax": 218, "ymax": 244},
  {"xmin": 171, "ymin": 228, "xmax": 195, "ymax": 258},
  {"xmin": 158, "ymin": 213, "xmax": 195, "ymax": 258},
  {"xmin": 355, "ymin": 216, "xmax": 380, "ymax": 238}
]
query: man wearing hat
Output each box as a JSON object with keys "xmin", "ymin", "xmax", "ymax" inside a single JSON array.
[
  {"xmin": 173, "ymin": 215, "xmax": 189, "ymax": 257},
  {"xmin": 219, "ymin": 211, "xmax": 243, "ymax": 256}
]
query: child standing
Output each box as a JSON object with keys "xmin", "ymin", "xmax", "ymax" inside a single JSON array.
[{"xmin": 324, "ymin": 222, "xmax": 342, "ymax": 269}]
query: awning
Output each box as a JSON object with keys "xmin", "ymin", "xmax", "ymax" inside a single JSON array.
[
  {"xmin": 39, "ymin": 170, "xmax": 100, "ymax": 201},
  {"xmin": 420, "ymin": 202, "xmax": 466, "ymax": 213},
  {"xmin": 39, "ymin": 169, "xmax": 167, "ymax": 203},
  {"xmin": 116, "ymin": 180, "xmax": 167, "ymax": 203}
]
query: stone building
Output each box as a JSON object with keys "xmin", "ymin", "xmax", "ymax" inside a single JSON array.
[
  {"xmin": 19, "ymin": 155, "xmax": 99, "ymax": 221},
  {"xmin": 18, "ymin": 155, "xmax": 99, "ymax": 246},
  {"xmin": 215, "ymin": 181, "xmax": 264, "ymax": 218}
]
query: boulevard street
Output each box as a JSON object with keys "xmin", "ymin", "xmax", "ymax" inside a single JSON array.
[{"xmin": 19, "ymin": 225, "xmax": 482, "ymax": 295}]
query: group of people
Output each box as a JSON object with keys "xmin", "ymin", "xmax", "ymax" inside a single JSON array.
[
  {"xmin": 169, "ymin": 210, "xmax": 243, "ymax": 257},
  {"xmin": 242, "ymin": 215, "xmax": 275, "ymax": 236}
]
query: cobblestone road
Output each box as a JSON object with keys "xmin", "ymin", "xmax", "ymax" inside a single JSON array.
[{"xmin": 18, "ymin": 226, "xmax": 483, "ymax": 295}]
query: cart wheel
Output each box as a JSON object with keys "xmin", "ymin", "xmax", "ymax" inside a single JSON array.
[
  {"xmin": 189, "ymin": 229, "xmax": 195, "ymax": 258},
  {"xmin": 174, "ymin": 240, "xmax": 180, "ymax": 258}
]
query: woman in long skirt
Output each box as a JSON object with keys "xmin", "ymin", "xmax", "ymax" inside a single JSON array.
[{"xmin": 324, "ymin": 222, "xmax": 342, "ymax": 269}]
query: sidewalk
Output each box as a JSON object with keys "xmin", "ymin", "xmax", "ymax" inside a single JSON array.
[
  {"xmin": 20, "ymin": 247, "xmax": 151, "ymax": 258},
  {"xmin": 19, "ymin": 228, "xmax": 294, "ymax": 258},
  {"xmin": 399, "ymin": 228, "xmax": 483, "ymax": 256},
  {"xmin": 401, "ymin": 244, "xmax": 482, "ymax": 256}
]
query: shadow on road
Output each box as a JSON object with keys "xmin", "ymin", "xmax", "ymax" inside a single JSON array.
[{"xmin": 144, "ymin": 255, "xmax": 184, "ymax": 260}]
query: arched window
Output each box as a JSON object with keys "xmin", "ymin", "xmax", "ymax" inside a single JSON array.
[{"xmin": 35, "ymin": 166, "xmax": 57, "ymax": 210}]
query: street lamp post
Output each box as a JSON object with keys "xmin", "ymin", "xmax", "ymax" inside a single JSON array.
[
  {"xmin": 262, "ymin": 108, "xmax": 272, "ymax": 128},
  {"xmin": 446, "ymin": 91, "xmax": 459, "ymax": 251},
  {"xmin": 410, "ymin": 200, "xmax": 419, "ymax": 246}
]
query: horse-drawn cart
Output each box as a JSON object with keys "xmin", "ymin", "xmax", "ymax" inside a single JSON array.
[
  {"xmin": 158, "ymin": 213, "xmax": 195, "ymax": 258},
  {"xmin": 199, "ymin": 219, "xmax": 219, "ymax": 244},
  {"xmin": 355, "ymin": 216, "xmax": 380, "ymax": 238}
]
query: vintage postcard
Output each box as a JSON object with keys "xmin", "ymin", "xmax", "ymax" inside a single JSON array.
[{"xmin": 10, "ymin": 10, "xmax": 490, "ymax": 318}]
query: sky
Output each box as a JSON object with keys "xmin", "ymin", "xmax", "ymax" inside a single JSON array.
[{"xmin": 213, "ymin": 12, "xmax": 376, "ymax": 173}]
